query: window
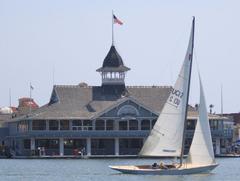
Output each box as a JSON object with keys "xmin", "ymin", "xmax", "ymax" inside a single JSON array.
[
  {"xmin": 17, "ymin": 120, "xmax": 29, "ymax": 132},
  {"xmin": 49, "ymin": 120, "xmax": 59, "ymax": 130},
  {"xmin": 36, "ymin": 139, "xmax": 59, "ymax": 149},
  {"xmin": 119, "ymin": 121, "xmax": 128, "ymax": 130},
  {"xmin": 106, "ymin": 120, "xmax": 114, "ymax": 130},
  {"xmin": 129, "ymin": 120, "xmax": 138, "ymax": 130},
  {"xmin": 141, "ymin": 120, "xmax": 150, "ymax": 130},
  {"xmin": 83, "ymin": 120, "xmax": 93, "ymax": 130},
  {"xmin": 23, "ymin": 139, "xmax": 30, "ymax": 149},
  {"xmin": 60, "ymin": 120, "xmax": 69, "ymax": 130},
  {"xmin": 72, "ymin": 120, "xmax": 93, "ymax": 131},
  {"xmin": 117, "ymin": 105, "xmax": 139, "ymax": 117},
  {"xmin": 210, "ymin": 120, "xmax": 218, "ymax": 130},
  {"xmin": 72, "ymin": 120, "xmax": 82, "ymax": 130},
  {"xmin": 95, "ymin": 120, "xmax": 105, "ymax": 130},
  {"xmin": 32, "ymin": 120, "xmax": 46, "ymax": 130}
]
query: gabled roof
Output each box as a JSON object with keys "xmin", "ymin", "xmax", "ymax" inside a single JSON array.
[
  {"xmin": 9, "ymin": 85, "xmax": 171, "ymax": 121},
  {"xmin": 96, "ymin": 45, "xmax": 130, "ymax": 72}
]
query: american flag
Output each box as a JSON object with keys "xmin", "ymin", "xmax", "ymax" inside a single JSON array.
[{"xmin": 113, "ymin": 15, "xmax": 123, "ymax": 25}]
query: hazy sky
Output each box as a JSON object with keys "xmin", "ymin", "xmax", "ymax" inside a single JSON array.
[{"xmin": 0, "ymin": 0, "xmax": 239, "ymax": 113}]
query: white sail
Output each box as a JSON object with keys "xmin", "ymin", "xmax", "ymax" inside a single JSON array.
[
  {"xmin": 186, "ymin": 76, "xmax": 215, "ymax": 165},
  {"xmin": 139, "ymin": 19, "xmax": 194, "ymax": 157}
]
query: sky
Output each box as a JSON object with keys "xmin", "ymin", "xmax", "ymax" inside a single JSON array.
[{"xmin": 0, "ymin": 0, "xmax": 239, "ymax": 113}]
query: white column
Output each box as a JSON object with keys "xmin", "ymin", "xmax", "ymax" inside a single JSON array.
[
  {"xmin": 46, "ymin": 120, "xmax": 49, "ymax": 130},
  {"xmin": 87, "ymin": 138, "xmax": 91, "ymax": 156},
  {"xmin": 216, "ymin": 138, "xmax": 221, "ymax": 155},
  {"xmin": 69, "ymin": 120, "xmax": 73, "ymax": 130},
  {"xmin": 59, "ymin": 138, "xmax": 64, "ymax": 156},
  {"xmin": 30, "ymin": 137, "xmax": 35, "ymax": 150},
  {"xmin": 115, "ymin": 138, "xmax": 119, "ymax": 156},
  {"xmin": 138, "ymin": 120, "xmax": 141, "ymax": 130}
]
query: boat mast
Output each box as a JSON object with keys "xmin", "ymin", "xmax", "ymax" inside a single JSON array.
[{"xmin": 180, "ymin": 17, "xmax": 195, "ymax": 167}]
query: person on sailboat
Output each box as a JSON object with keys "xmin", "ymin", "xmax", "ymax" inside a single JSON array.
[{"xmin": 159, "ymin": 162, "xmax": 168, "ymax": 169}]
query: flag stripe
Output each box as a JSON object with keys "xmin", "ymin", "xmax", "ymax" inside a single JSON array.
[{"xmin": 113, "ymin": 15, "xmax": 123, "ymax": 25}]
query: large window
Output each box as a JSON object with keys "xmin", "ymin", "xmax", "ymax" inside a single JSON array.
[
  {"xmin": 119, "ymin": 138, "xmax": 143, "ymax": 155},
  {"xmin": 60, "ymin": 120, "xmax": 69, "ymax": 130},
  {"xmin": 106, "ymin": 120, "xmax": 114, "ymax": 130},
  {"xmin": 83, "ymin": 120, "xmax": 93, "ymax": 130},
  {"xmin": 36, "ymin": 139, "xmax": 59, "ymax": 149},
  {"xmin": 32, "ymin": 120, "xmax": 46, "ymax": 130},
  {"xmin": 141, "ymin": 120, "xmax": 150, "ymax": 130},
  {"xmin": 129, "ymin": 120, "xmax": 138, "ymax": 130},
  {"xmin": 72, "ymin": 120, "xmax": 82, "ymax": 130},
  {"xmin": 91, "ymin": 139, "xmax": 115, "ymax": 155},
  {"xmin": 72, "ymin": 120, "xmax": 93, "ymax": 131},
  {"xmin": 95, "ymin": 120, "xmax": 105, "ymax": 130},
  {"xmin": 17, "ymin": 120, "xmax": 29, "ymax": 132},
  {"xmin": 23, "ymin": 139, "xmax": 30, "ymax": 149},
  {"xmin": 210, "ymin": 120, "xmax": 219, "ymax": 130},
  {"xmin": 49, "ymin": 120, "xmax": 59, "ymax": 130},
  {"xmin": 119, "ymin": 121, "xmax": 128, "ymax": 130}
]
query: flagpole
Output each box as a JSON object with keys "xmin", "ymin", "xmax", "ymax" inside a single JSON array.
[
  {"xmin": 112, "ymin": 10, "xmax": 114, "ymax": 46},
  {"xmin": 221, "ymin": 84, "xmax": 223, "ymax": 116},
  {"xmin": 9, "ymin": 88, "xmax": 12, "ymax": 107},
  {"xmin": 30, "ymin": 83, "xmax": 32, "ymax": 99},
  {"xmin": 29, "ymin": 83, "xmax": 32, "ymax": 114}
]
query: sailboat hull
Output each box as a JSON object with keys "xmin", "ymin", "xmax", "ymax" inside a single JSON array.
[{"xmin": 109, "ymin": 163, "xmax": 218, "ymax": 175}]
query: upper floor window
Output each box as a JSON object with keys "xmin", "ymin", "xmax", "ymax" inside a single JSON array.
[
  {"xmin": 72, "ymin": 120, "xmax": 93, "ymax": 131},
  {"xmin": 32, "ymin": 120, "xmax": 46, "ymax": 130},
  {"xmin": 117, "ymin": 105, "xmax": 139, "ymax": 117},
  {"xmin": 141, "ymin": 120, "xmax": 150, "ymax": 130},
  {"xmin": 119, "ymin": 121, "xmax": 128, "ymax": 130},
  {"xmin": 49, "ymin": 120, "xmax": 59, "ymax": 130},
  {"xmin": 95, "ymin": 120, "xmax": 105, "ymax": 130},
  {"xmin": 60, "ymin": 120, "xmax": 69, "ymax": 130},
  {"xmin": 129, "ymin": 120, "xmax": 138, "ymax": 130},
  {"xmin": 106, "ymin": 120, "xmax": 114, "ymax": 130},
  {"xmin": 17, "ymin": 120, "xmax": 29, "ymax": 132}
]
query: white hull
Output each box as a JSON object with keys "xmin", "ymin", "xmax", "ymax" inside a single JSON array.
[{"xmin": 109, "ymin": 163, "xmax": 218, "ymax": 175}]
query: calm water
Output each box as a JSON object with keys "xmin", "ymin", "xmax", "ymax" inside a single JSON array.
[{"xmin": 0, "ymin": 158, "xmax": 239, "ymax": 181}]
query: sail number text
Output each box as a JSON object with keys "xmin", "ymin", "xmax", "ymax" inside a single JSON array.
[{"xmin": 168, "ymin": 88, "xmax": 184, "ymax": 107}]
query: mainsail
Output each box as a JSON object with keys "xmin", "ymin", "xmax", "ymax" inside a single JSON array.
[
  {"xmin": 186, "ymin": 76, "xmax": 215, "ymax": 165},
  {"xmin": 139, "ymin": 18, "xmax": 195, "ymax": 157}
]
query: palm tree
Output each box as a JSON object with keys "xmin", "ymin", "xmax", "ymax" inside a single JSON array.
[{"xmin": 209, "ymin": 104, "xmax": 214, "ymax": 114}]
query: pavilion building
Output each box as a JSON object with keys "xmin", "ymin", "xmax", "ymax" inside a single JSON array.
[{"xmin": 3, "ymin": 44, "xmax": 232, "ymax": 157}]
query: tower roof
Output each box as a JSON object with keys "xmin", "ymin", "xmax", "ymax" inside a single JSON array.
[{"xmin": 96, "ymin": 45, "xmax": 130, "ymax": 72}]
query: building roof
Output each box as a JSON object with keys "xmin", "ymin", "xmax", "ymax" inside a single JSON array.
[
  {"xmin": 9, "ymin": 85, "xmax": 171, "ymax": 121},
  {"xmin": 96, "ymin": 46, "xmax": 130, "ymax": 72},
  {"xmin": 8, "ymin": 84, "xmax": 227, "ymax": 122}
]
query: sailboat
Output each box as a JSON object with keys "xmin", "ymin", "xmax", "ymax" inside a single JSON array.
[{"xmin": 109, "ymin": 17, "xmax": 218, "ymax": 175}]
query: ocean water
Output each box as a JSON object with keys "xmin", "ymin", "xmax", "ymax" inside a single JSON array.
[{"xmin": 0, "ymin": 158, "xmax": 239, "ymax": 181}]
